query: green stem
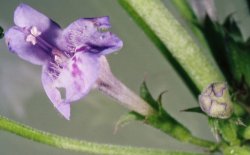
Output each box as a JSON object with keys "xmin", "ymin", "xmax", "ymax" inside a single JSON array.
[
  {"xmin": 119, "ymin": 0, "xmax": 224, "ymax": 91},
  {"xmin": 0, "ymin": 115, "xmax": 202, "ymax": 155},
  {"xmin": 147, "ymin": 110, "xmax": 220, "ymax": 151},
  {"xmin": 171, "ymin": 0, "xmax": 211, "ymax": 53},
  {"xmin": 147, "ymin": 113, "xmax": 217, "ymax": 150}
]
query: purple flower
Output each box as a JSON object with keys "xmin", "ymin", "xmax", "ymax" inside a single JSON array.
[{"xmin": 5, "ymin": 3, "xmax": 123, "ymax": 120}]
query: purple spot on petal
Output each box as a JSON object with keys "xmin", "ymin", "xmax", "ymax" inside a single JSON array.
[
  {"xmin": 75, "ymin": 45, "xmax": 88, "ymax": 52},
  {"xmin": 74, "ymin": 81, "xmax": 82, "ymax": 92},
  {"xmin": 71, "ymin": 62, "xmax": 82, "ymax": 77}
]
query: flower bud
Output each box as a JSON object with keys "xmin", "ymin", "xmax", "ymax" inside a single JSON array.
[{"xmin": 198, "ymin": 82, "xmax": 233, "ymax": 119}]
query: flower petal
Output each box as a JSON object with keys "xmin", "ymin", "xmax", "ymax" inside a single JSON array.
[
  {"xmin": 62, "ymin": 17, "xmax": 123, "ymax": 55},
  {"xmin": 14, "ymin": 3, "xmax": 61, "ymax": 46},
  {"xmin": 42, "ymin": 52, "xmax": 100, "ymax": 119},
  {"xmin": 41, "ymin": 67, "xmax": 70, "ymax": 120},
  {"xmin": 55, "ymin": 52, "xmax": 100, "ymax": 102},
  {"xmin": 5, "ymin": 27, "xmax": 49, "ymax": 65}
]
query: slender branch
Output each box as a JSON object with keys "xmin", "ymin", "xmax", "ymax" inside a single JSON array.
[
  {"xmin": 0, "ymin": 115, "xmax": 202, "ymax": 155},
  {"xmin": 145, "ymin": 110, "xmax": 217, "ymax": 150}
]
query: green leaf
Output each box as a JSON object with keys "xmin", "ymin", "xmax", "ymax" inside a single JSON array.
[
  {"xmin": 226, "ymin": 39, "xmax": 250, "ymax": 88},
  {"xmin": 114, "ymin": 111, "xmax": 144, "ymax": 133},
  {"xmin": 223, "ymin": 16, "xmax": 243, "ymax": 43},
  {"xmin": 181, "ymin": 107, "xmax": 204, "ymax": 114},
  {"xmin": 247, "ymin": 0, "xmax": 250, "ymax": 14},
  {"xmin": 140, "ymin": 81, "xmax": 159, "ymax": 110},
  {"xmin": 201, "ymin": 15, "xmax": 250, "ymax": 90},
  {"xmin": 201, "ymin": 16, "xmax": 232, "ymax": 83},
  {"xmin": 222, "ymin": 17, "xmax": 250, "ymax": 88},
  {"xmin": 157, "ymin": 91, "xmax": 168, "ymax": 114},
  {"xmin": 0, "ymin": 26, "xmax": 4, "ymax": 39},
  {"xmin": 140, "ymin": 82, "xmax": 191, "ymax": 141},
  {"xmin": 139, "ymin": 81, "xmax": 217, "ymax": 150}
]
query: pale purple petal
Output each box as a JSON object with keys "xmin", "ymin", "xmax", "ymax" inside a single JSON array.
[
  {"xmin": 5, "ymin": 27, "xmax": 49, "ymax": 65},
  {"xmin": 14, "ymin": 3, "xmax": 62, "ymax": 46},
  {"xmin": 87, "ymin": 31, "xmax": 123, "ymax": 55},
  {"xmin": 55, "ymin": 52, "xmax": 100, "ymax": 102},
  {"xmin": 42, "ymin": 66, "xmax": 71, "ymax": 120},
  {"xmin": 41, "ymin": 52, "xmax": 99, "ymax": 119},
  {"xmin": 62, "ymin": 17, "xmax": 123, "ymax": 55}
]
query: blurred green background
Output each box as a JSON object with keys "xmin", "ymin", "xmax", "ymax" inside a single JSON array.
[{"xmin": 0, "ymin": 0, "xmax": 249, "ymax": 154}]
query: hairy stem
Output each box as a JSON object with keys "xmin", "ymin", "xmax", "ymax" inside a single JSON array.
[
  {"xmin": 119, "ymin": 0, "xmax": 224, "ymax": 91},
  {"xmin": 0, "ymin": 115, "xmax": 202, "ymax": 155},
  {"xmin": 171, "ymin": 0, "xmax": 211, "ymax": 52},
  {"xmin": 146, "ymin": 112, "xmax": 217, "ymax": 150}
]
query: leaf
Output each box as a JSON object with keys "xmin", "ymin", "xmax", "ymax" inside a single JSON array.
[
  {"xmin": 140, "ymin": 81, "xmax": 159, "ymax": 110},
  {"xmin": 223, "ymin": 15, "xmax": 243, "ymax": 43},
  {"xmin": 200, "ymin": 15, "xmax": 250, "ymax": 99},
  {"xmin": 157, "ymin": 90, "xmax": 168, "ymax": 114},
  {"xmin": 141, "ymin": 82, "xmax": 192, "ymax": 141},
  {"xmin": 181, "ymin": 107, "xmax": 204, "ymax": 114},
  {"xmin": 114, "ymin": 111, "xmax": 144, "ymax": 134},
  {"xmin": 0, "ymin": 26, "xmax": 4, "ymax": 39},
  {"xmin": 247, "ymin": 0, "xmax": 250, "ymax": 14},
  {"xmin": 139, "ymin": 82, "xmax": 216, "ymax": 149},
  {"xmin": 201, "ymin": 16, "xmax": 232, "ymax": 82}
]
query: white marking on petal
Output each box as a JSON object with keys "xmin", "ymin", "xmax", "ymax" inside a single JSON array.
[
  {"xmin": 52, "ymin": 49, "xmax": 68, "ymax": 63},
  {"xmin": 54, "ymin": 55, "xmax": 62, "ymax": 63},
  {"xmin": 25, "ymin": 26, "xmax": 42, "ymax": 45},
  {"xmin": 30, "ymin": 26, "xmax": 41, "ymax": 37},
  {"xmin": 26, "ymin": 34, "xmax": 37, "ymax": 45}
]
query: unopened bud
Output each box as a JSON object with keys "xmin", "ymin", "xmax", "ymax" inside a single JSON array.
[{"xmin": 199, "ymin": 82, "xmax": 233, "ymax": 119}]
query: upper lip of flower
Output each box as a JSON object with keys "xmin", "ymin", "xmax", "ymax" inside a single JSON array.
[{"xmin": 5, "ymin": 3, "xmax": 123, "ymax": 120}]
